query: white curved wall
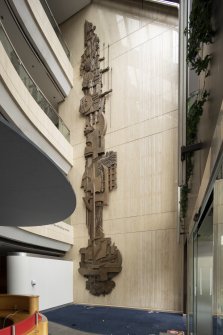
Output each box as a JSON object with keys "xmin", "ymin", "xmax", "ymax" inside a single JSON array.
[
  {"xmin": 7, "ymin": 254, "xmax": 73, "ymax": 310},
  {"xmin": 12, "ymin": 0, "xmax": 73, "ymax": 96},
  {"xmin": 7, "ymin": 255, "xmax": 29, "ymax": 295},
  {"xmin": 0, "ymin": 42, "xmax": 73, "ymax": 174}
]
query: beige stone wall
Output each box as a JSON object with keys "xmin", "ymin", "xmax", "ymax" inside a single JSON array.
[
  {"xmin": 213, "ymin": 180, "xmax": 223, "ymax": 316},
  {"xmin": 0, "ymin": 43, "xmax": 73, "ymax": 173},
  {"xmin": 188, "ymin": 99, "xmax": 223, "ymax": 236},
  {"xmin": 60, "ymin": 0, "xmax": 183, "ymax": 311},
  {"xmin": 21, "ymin": 222, "xmax": 73, "ymax": 245}
]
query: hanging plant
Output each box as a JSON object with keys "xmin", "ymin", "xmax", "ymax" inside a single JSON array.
[
  {"xmin": 180, "ymin": 0, "xmax": 214, "ymax": 220},
  {"xmin": 184, "ymin": 0, "xmax": 215, "ymax": 76},
  {"xmin": 180, "ymin": 184, "xmax": 190, "ymax": 220},
  {"xmin": 180, "ymin": 90, "xmax": 210, "ymax": 220},
  {"xmin": 186, "ymin": 90, "xmax": 209, "ymax": 145}
]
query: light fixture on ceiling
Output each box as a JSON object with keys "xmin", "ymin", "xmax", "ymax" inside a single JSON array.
[{"xmin": 144, "ymin": 0, "xmax": 179, "ymax": 8}]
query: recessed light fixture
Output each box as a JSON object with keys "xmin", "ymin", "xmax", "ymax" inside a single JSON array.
[{"xmin": 144, "ymin": 0, "xmax": 179, "ymax": 8}]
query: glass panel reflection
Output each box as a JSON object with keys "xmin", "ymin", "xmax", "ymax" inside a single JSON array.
[
  {"xmin": 0, "ymin": 22, "xmax": 70, "ymax": 141},
  {"xmin": 194, "ymin": 206, "xmax": 213, "ymax": 335}
]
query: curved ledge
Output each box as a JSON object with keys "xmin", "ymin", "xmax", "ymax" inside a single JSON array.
[
  {"xmin": 0, "ymin": 41, "xmax": 73, "ymax": 174},
  {"xmin": 11, "ymin": 0, "xmax": 73, "ymax": 96},
  {"xmin": 0, "ymin": 118, "xmax": 76, "ymax": 227}
]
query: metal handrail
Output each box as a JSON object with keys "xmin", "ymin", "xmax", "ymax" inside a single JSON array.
[
  {"xmin": 0, "ymin": 20, "xmax": 70, "ymax": 141},
  {"xmin": 39, "ymin": 0, "xmax": 70, "ymax": 59}
]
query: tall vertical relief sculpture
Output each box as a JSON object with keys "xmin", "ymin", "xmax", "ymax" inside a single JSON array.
[{"xmin": 78, "ymin": 21, "xmax": 122, "ymax": 296}]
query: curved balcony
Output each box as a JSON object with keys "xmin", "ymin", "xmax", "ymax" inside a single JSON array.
[
  {"xmin": 10, "ymin": 0, "xmax": 73, "ymax": 96},
  {"xmin": 0, "ymin": 22, "xmax": 70, "ymax": 142},
  {"xmin": 0, "ymin": 21, "xmax": 73, "ymax": 174},
  {"xmin": 39, "ymin": 0, "xmax": 70, "ymax": 59}
]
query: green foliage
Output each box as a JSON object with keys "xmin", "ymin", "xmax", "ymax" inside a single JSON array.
[
  {"xmin": 180, "ymin": 89, "xmax": 210, "ymax": 220},
  {"xmin": 180, "ymin": 184, "xmax": 190, "ymax": 220},
  {"xmin": 186, "ymin": 152, "xmax": 193, "ymax": 185},
  {"xmin": 185, "ymin": 0, "xmax": 215, "ymax": 75},
  {"xmin": 180, "ymin": 0, "xmax": 214, "ymax": 220},
  {"xmin": 186, "ymin": 90, "xmax": 209, "ymax": 145}
]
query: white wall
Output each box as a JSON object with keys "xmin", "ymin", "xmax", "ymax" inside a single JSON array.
[{"xmin": 7, "ymin": 254, "xmax": 73, "ymax": 311}]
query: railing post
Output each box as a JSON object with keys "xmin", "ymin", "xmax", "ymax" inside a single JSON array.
[
  {"xmin": 35, "ymin": 312, "xmax": 39, "ymax": 326},
  {"xmin": 11, "ymin": 325, "xmax": 15, "ymax": 335}
]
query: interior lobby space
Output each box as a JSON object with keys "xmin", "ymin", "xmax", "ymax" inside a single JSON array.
[{"xmin": 0, "ymin": 0, "xmax": 223, "ymax": 334}]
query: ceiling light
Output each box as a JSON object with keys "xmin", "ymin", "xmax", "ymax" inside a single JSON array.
[{"xmin": 144, "ymin": 0, "xmax": 179, "ymax": 8}]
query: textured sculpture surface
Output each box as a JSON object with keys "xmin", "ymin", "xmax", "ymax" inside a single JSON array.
[{"xmin": 78, "ymin": 21, "xmax": 122, "ymax": 296}]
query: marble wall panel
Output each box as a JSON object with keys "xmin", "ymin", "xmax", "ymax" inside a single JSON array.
[
  {"xmin": 72, "ymin": 228, "xmax": 182, "ymax": 311},
  {"xmin": 213, "ymin": 180, "xmax": 223, "ymax": 317},
  {"xmin": 60, "ymin": 0, "xmax": 182, "ymax": 311}
]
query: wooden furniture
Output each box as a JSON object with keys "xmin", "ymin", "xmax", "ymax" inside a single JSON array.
[{"xmin": 0, "ymin": 295, "xmax": 48, "ymax": 334}]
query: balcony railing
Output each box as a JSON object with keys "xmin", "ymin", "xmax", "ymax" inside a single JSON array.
[
  {"xmin": 39, "ymin": 0, "xmax": 70, "ymax": 59},
  {"xmin": 0, "ymin": 312, "xmax": 42, "ymax": 335},
  {"xmin": 0, "ymin": 21, "xmax": 70, "ymax": 141}
]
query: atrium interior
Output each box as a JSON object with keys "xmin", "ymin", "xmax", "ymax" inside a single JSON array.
[{"xmin": 0, "ymin": 0, "xmax": 222, "ymax": 334}]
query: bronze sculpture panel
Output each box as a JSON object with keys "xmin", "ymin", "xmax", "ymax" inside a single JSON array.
[{"xmin": 78, "ymin": 21, "xmax": 122, "ymax": 296}]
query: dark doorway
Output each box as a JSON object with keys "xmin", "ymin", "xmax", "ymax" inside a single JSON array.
[{"xmin": 0, "ymin": 256, "xmax": 7, "ymax": 293}]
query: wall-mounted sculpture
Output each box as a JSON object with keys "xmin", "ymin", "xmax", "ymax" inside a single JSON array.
[{"xmin": 78, "ymin": 21, "xmax": 122, "ymax": 296}]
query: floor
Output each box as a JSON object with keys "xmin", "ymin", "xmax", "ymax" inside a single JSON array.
[
  {"xmin": 45, "ymin": 304, "xmax": 186, "ymax": 335},
  {"xmin": 48, "ymin": 321, "xmax": 98, "ymax": 335}
]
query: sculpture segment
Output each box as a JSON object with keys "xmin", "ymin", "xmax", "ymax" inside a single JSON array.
[{"xmin": 78, "ymin": 21, "xmax": 122, "ymax": 296}]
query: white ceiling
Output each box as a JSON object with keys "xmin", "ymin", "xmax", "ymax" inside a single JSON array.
[{"xmin": 47, "ymin": 0, "xmax": 91, "ymax": 24}]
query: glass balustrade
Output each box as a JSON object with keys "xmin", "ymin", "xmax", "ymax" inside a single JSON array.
[
  {"xmin": 39, "ymin": 0, "xmax": 70, "ymax": 59},
  {"xmin": 0, "ymin": 22, "xmax": 70, "ymax": 141}
]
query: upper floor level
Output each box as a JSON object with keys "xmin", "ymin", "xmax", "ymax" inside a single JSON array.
[
  {"xmin": 0, "ymin": 0, "xmax": 85, "ymax": 174},
  {"xmin": 1, "ymin": 0, "xmax": 73, "ymax": 102}
]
